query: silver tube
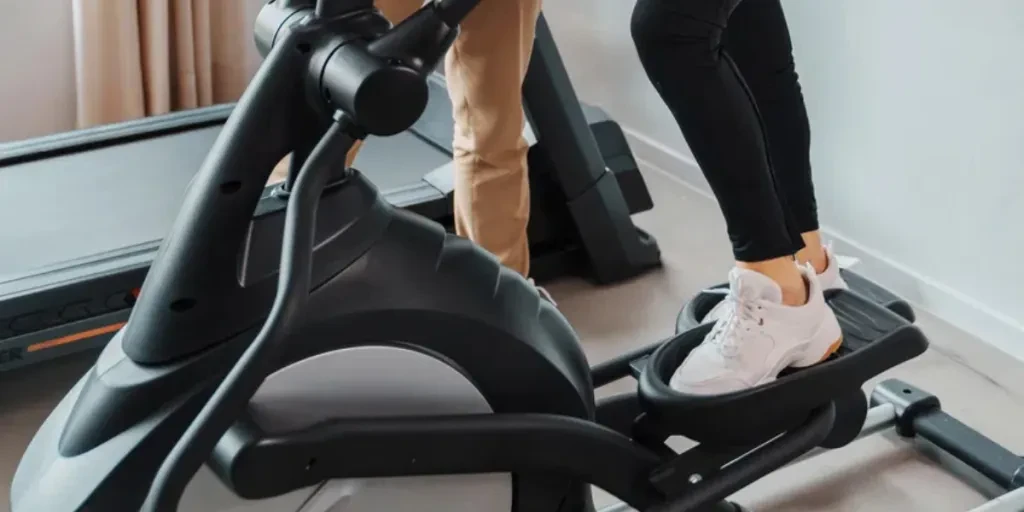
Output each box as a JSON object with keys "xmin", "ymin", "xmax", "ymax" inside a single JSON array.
[
  {"xmin": 857, "ymin": 402, "xmax": 899, "ymax": 437},
  {"xmin": 965, "ymin": 487, "xmax": 1024, "ymax": 512}
]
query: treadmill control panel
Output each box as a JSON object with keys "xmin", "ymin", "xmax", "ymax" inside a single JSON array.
[{"xmin": 0, "ymin": 289, "xmax": 137, "ymax": 340}]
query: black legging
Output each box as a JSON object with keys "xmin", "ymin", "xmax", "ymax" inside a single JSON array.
[{"xmin": 631, "ymin": 0, "xmax": 817, "ymax": 262}]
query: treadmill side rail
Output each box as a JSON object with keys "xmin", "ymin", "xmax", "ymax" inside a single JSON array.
[
  {"xmin": 0, "ymin": 310, "xmax": 130, "ymax": 372},
  {"xmin": 0, "ymin": 104, "xmax": 233, "ymax": 166}
]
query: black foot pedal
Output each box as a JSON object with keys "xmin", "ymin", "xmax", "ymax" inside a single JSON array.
[{"xmin": 645, "ymin": 290, "xmax": 928, "ymax": 445}]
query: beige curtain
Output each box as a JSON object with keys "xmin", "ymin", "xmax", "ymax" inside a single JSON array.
[{"xmin": 71, "ymin": 0, "xmax": 251, "ymax": 129}]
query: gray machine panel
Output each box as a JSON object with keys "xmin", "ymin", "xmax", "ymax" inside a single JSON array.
[{"xmin": 0, "ymin": 127, "xmax": 449, "ymax": 279}]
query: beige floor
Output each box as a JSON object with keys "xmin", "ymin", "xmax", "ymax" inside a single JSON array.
[{"xmin": 1, "ymin": 167, "xmax": 1023, "ymax": 511}]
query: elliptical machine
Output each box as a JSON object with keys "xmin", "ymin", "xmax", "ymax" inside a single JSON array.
[{"xmin": 10, "ymin": 1, "xmax": 930, "ymax": 511}]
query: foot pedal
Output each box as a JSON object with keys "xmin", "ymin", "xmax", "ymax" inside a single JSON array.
[
  {"xmin": 838, "ymin": 269, "xmax": 915, "ymax": 322},
  {"xmin": 643, "ymin": 290, "xmax": 928, "ymax": 445}
]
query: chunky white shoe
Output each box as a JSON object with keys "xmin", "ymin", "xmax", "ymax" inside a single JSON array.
[
  {"xmin": 669, "ymin": 265, "xmax": 843, "ymax": 395},
  {"xmin": 703, "ymin": 244, "xmax": 848, "ymax": 324}
]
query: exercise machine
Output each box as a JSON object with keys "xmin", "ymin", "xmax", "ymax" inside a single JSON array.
[
  {"xmin": 666, "ymin": 273, "xmax": 1023, "ymax": 511},
  {"xmin": 7, "ymin": 1, "xmax": 982, "ymax": 511},
  {"xmin": 0, "ymin": 9, "xmax": 659, "ymax": 374}
]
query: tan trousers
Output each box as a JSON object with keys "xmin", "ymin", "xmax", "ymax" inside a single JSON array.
[{"xmin": 276, "ymin": 0, "xmax": 540, "ymax": 277}]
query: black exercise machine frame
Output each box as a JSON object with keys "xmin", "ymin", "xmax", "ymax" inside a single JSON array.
[
  {"xmin": 203, "ymin": 289, "xmax": 928, "ymax": 512},
  {"xmin": 208, "ymin": 394, "xmax": 835, "ymax": 512},
  {"xmin": 16, "ymin": 2, "xmax": 1009, "ymax": 512},
  {"xmin": 0, "ymin": 9, "xmax": 658, "ymax": 373},
  {"xmin": 115, "ymin": 1, "xmax": 910, "ymax": 508},
  {"xmin": 872, "ymin": 380, "xmax": 1024, "ymax": 495}
]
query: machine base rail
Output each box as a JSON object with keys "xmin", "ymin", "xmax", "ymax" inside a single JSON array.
[{"xmin": 598, "ymin": 379, "xmax": 1022, "ymax": 512}]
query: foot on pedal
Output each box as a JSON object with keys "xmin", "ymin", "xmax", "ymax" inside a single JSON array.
[
  {"xmin": 702, "ymin": 244, "xmax": 848, "ymax": 325},
  {"xmin": 641, "ymin": 283, "xmax": 927, "ymax": 445},
  {"xmin": 669, "ymin": 265, "xmax": 842, "ymax": 395}
]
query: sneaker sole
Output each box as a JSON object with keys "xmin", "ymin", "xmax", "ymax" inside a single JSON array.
[
  {"xmin": 790, "ymin": 303, "xmax": 844, "ymax": 368},
  {"xmin": 790, "ymin": 333, "xmax": 844, "ymax": 369},
  {"xmin": 817, "ymin": 335, "xmax": 844, "ymax": 363}
]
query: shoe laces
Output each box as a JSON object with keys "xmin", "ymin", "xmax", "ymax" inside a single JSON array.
[{"xmin": 705, "ymin": 284, "xmax": 763, "ymax": 358}]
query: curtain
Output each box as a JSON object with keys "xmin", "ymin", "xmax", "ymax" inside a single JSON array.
[{"xmin": 71, "ymin": 0, "xmax": 251, "ymax": 129}]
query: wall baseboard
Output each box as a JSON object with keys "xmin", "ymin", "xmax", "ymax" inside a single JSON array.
[{"xmin": 622, "ymin": 127, "xmax": 1024, "ymax": 364}]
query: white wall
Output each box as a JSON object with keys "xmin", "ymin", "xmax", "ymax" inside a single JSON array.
[
  {"xmin": 545, "ymin": 1, "xmax": 1024, "ymax": 358},
  {"xmin": 784, "ymin": 0, "xmax": 1024, "ymax": 357}
]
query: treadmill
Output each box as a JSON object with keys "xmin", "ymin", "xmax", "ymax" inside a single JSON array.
[{"xmin": 0, "ymin": 14, "xmax": 660, "ymax": 373}]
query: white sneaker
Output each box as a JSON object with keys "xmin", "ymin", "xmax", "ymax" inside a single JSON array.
[
  {"xmin": 817, "ymin": 242, "xmax": 849, "ymax": 291},
  {"xmin": 669, "ymin": 265, "xmax": 843, "ymax": 395},
  {"xmin": 528, "ymin": 278, "xmax": 557, "ymax": 306},
  {"xmin": 703, "ymin": 243, "xmax": 848, "ymax": 324}
]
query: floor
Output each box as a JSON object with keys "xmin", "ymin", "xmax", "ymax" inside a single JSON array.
[{"xmin": 1, "ymin": 166, "xmax": 1023, "ymax": 511}]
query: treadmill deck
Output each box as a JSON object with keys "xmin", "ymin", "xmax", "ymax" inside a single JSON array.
[{"xmin": 0, "ymin": 127, "xmax": 447, "ymax": 280}]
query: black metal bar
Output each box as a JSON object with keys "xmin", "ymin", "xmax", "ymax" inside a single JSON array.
[
  {"xmin": 0, "ymin": 104, "xmax": 233, "ymax": 166},
  {"xmin": 216, "ymin": 412, "xmax": 666, "ymax": 510},
  {"xmin": 873, "ymin": 379, "xmax": 1024, "ymax": 492},
  {"xmin": 591, "ymin": 339, "xmax": 666, "ymax": 387},
  {"xmin": 869, "ymin": 379, "xmax": 942, "ymax": 437},
  {"xmin": 914, "ymin": 410, "xmax": 1024, "ymax": 491},
  {"xmin": 650, "ymin": 404, "xmax": 836, "ymax": 512},
  {"xmin": 594, "ymin": 392, "xmax": 643, "ymax": 437},
  {"xmin": 522, "ymin": 15, "xmax": 610, "ymax": 199}
]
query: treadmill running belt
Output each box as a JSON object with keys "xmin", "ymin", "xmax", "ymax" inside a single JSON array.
[{"xmin": 0, "ymin": 129, "xmax": 448, "ymax": 279}]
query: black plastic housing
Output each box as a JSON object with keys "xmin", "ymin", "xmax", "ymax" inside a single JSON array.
[{"xmin": 11, "ymin": 172, "xmax": 598, "ymax": 512}]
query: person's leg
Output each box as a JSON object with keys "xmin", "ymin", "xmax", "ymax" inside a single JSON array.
[
  {"xmin": 444, "ymin": 0, "xmax": 541, "ymax": 277},
  {"xmin": 722, "ymin": 0, "xmax": 841, "ymax": 283},
  {"xmin": 631, "ymin": 0, "xmax": 841, "ymax": 395},
  {"xmin": 631, "ymin": 0, "xmax": 805, "ymax": 303}
]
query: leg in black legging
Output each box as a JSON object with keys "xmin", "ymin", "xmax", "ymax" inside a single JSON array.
[
  {"xmin": 723, "ymin": 0, "xmax": 818, "ymax": 236},
  {"xmin": 630, "ymin": 0, "xmax": 843, "ymax": 397},
  {"xmin": 630, "ymin": 0, "xmax": 801, "ymax": 263},
  {"xmin": 722, "ymin": 0, "xmax": 833, "ymax": 274}
]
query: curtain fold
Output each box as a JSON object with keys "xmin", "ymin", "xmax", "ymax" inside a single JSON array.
[{"xmin": 71, "ymin": 0, "xmax": 250, "ymax": 129}]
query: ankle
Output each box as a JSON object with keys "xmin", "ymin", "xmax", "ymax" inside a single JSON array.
[
  {"xmin": 778, "ymin": 276, "xmax": 809, "ymax": 306},
  {"xmin": 736, "ymin": 258, "xmax": 808, "ymax": 306}
]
